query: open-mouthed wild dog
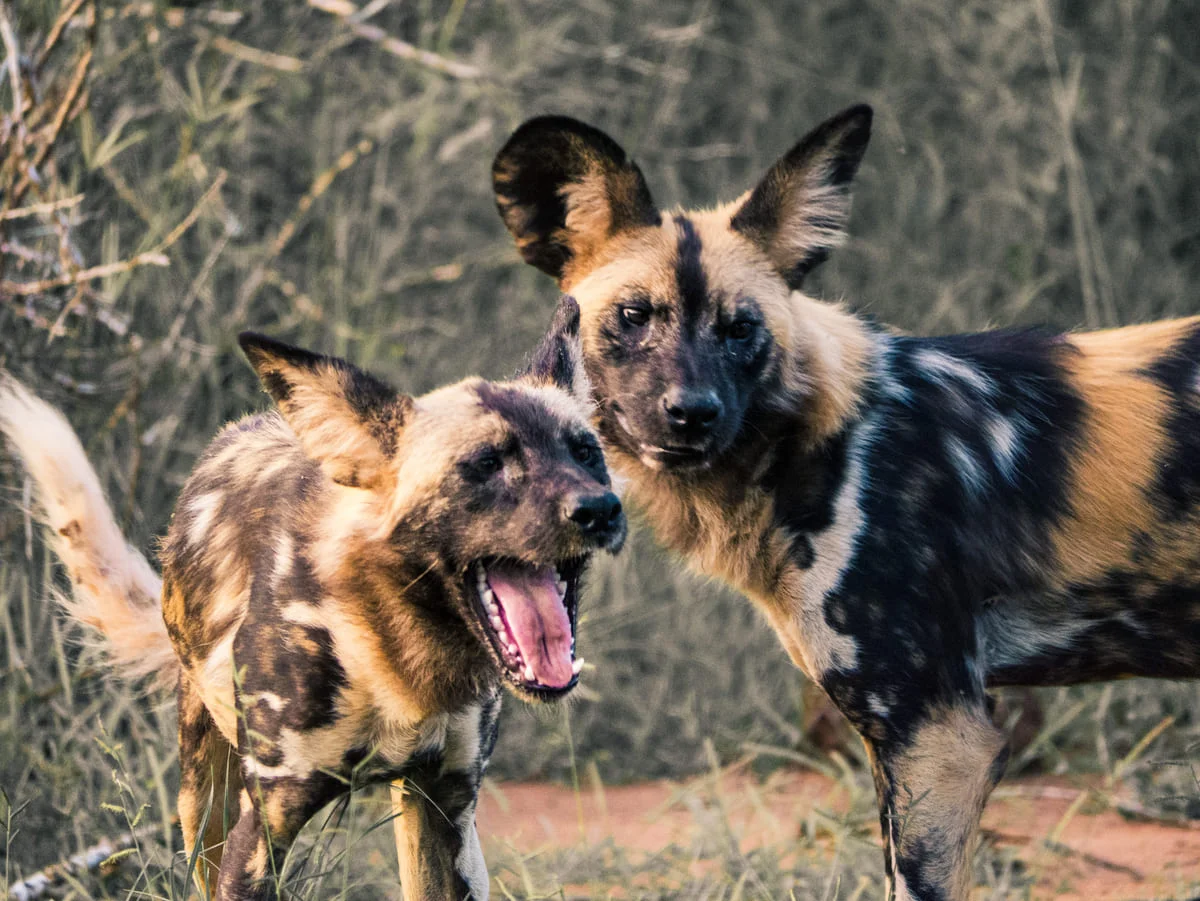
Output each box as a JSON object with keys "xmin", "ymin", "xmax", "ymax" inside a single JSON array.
[
  {"xmin": 493, "ymin": 107, "xmax": 1200, "ymax": 901},
  {"xmin": 0, "ymin": 296, "xmax": 624, "ymax": 901}
]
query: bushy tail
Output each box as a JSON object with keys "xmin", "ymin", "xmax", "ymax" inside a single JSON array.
[{"xmin": 0, "ymin": 374, "xmax": 179, "ymax": 689}]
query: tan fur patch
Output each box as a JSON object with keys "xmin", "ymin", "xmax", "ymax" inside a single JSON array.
[
  {"xmin": 1051, "ymin": 339, "xmax": 1171, "ymax": 584},
  {"xmin": 881, "ymin": 706, "xmax": 1007, "ymax": 900},
  {"xmin": 391, "ymin": 779, "xmax": 463, "ymax": 899}
]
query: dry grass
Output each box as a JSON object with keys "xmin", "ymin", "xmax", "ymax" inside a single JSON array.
[{"xmin": 2, "ymin": 0, "xmax": 1199, "ymax": 897}]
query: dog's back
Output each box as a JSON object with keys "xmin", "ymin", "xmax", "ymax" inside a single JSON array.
[{"xmin": 160, "ymin": 410, "xmax": 321, "ymax": 742}]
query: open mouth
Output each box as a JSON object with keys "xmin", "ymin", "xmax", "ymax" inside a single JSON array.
[{"xmin": 470, "ymin": 557, "xmax": 585, "ymax": 698}]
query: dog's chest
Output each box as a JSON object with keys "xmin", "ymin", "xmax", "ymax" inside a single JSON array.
[{"xmin": 342, "ymin": 696, "xmax": 497, "ymax": 785}]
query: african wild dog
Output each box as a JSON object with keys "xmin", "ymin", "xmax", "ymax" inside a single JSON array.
[
  {"xmin": 0, "ymin": 296, "xmax": 624, "ymax": 901},
  {"xmin": 493, "ymin": 107, "xmax": 1200, "ymax": 900}
]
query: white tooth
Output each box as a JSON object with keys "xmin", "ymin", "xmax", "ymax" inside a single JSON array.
[
  {"xmin": 572, "ymin": 658, "xmax": 585, "ymax": 675},
  {"xmin": 523, "ymin": 665, "xmax": 536, "ymax": 682},
  {"xmin": 507, "ymin": 643, "xmax": 518, "ymax": 656},
  {"xmin": 483, "ymin": 587, "xmax": 494, "ymax": 602},
  {"xmin": 556, "ymin": 579, "xmax": 568, "ymax": 596},
  {"xmin": 490, "ymin": 616, "xmax": 504, "ymax": 631},
  {"xmin": 487, "ymin": 602, "xmax": 499, "ymax": 616}
]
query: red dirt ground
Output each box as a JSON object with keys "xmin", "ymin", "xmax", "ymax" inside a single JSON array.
[{"xmin": 477, "ymin": 768, "xmax": 1200, "ymax": 900}]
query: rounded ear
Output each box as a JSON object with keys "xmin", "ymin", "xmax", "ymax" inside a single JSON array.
[
  {"xmin": 516, "ymin": 295, "xmax": 590, "ymax": 402},
  {"xmin": 493, "ymin": 115, "xmax": 660, "ymax": 285},
  {"xmin": 731, "ymin": 104, "xmax": 873, "ymax": 289},
  {"xmin": 238, "ymin": 332, "xmax": 412, "ymax": 489}
]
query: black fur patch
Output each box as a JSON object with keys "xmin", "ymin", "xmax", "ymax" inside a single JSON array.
[
  {"xmin": 517, "ymin": 295, "xmax": 582, "ymax": 393},
  {"xmin": 1143, "ymin": 323, "xmax": 1200, "ymax": 519},
  {"xmin": 818, "ymin": 329, "xmax": 1086, "ymax": 743},
  {"xmin": 492, "ymin": 116, "xmax": 660, "ymax": 279},
  {"xmin": 674, "ymin": 216, "xmax": 708, "ymax": 325}
]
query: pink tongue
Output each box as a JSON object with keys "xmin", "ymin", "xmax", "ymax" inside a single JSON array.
[{"xmin": 486, "ymin": 562, "xmax": 574, "ymax": 688}]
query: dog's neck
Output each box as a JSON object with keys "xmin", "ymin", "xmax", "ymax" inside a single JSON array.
[
  {"xmin": 606, "ymin": 298, "xmax": 880, "ymax": 600},
  {"xmin": 312, "ymin": 494, "xmax": 497, "ymax": 721}
]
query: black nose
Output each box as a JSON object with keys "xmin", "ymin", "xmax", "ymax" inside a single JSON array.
[
  {"xmin": 663, "ymin": 387, "xmax": 722, "ymax": 433},
  {"xmin": 566, "ymin": 492, "xmax": 623, "ymax": 536}
]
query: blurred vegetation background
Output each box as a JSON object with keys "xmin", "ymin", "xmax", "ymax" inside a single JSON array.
[{"xmin": 1, "ymin": 0, "xmax": 1199, "ymax": 896}]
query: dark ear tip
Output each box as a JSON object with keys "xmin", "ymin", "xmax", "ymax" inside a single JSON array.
[
  {"xmin": 501, "ymin": 114, "xmax": 602, "ymax": 148},
  {"xmin": 494, "ymin": 114, "xmax": 631, "ymax": 172},
  {"xmin": 237, "ymin": 331, "xmax": 323, "ymax": 371},
  {"xmin": 553, "ymin": 295, "xmax": 581, "ymax": 334},
  {"xmin": 836, "ymin": 104, "xmax": 874, "ymax": 139},
  {"xmin": 238, "ymin": 330, "xmax": 266, "ymax": 351},
  {"xmin": 237, "ymin": 330, "xmax": 277, "ymax": 363}
]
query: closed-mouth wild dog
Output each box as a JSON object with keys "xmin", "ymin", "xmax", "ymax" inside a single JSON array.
[
  {"xmin": 0, "ymin": 295, "xmax": 625, "ymax": 901},
  {"xmin": 493, "ymin": 108, "xmax": 1200, "ymax": 900}
]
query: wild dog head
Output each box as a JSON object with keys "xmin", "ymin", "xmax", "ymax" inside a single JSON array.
[
  {"xmin": 493, "ymin": 106, "xmax": 873, "ymax": 472},
  {"xmin": 238, "ymin": 296, "xmax": 624, "ymax": 702}
]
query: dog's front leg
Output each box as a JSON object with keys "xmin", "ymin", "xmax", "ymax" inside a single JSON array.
[
  {"xmin": 867, "ymin": 702, "xmax": 1009, "ymax": 901},
  {"xmin": 391, "ymin": 779, "xmax": 485, "ymax": 900},
  {"xmin": 392, "ymin": 696, "xmax": 498, "ymax": 900}
]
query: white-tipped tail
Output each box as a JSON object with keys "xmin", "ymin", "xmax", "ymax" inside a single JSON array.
[{"xmin": 0, "ymin": 374, "xmax": 178, "ymax": 688}]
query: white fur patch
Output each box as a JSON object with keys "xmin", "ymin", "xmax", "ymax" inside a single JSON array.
[
  {"xmin": 976, "ymin": 603, "xmax": 1089, "ymax": 674},
  {"xmin": 0, "ymin": 375, "xmax": 177, "ymax": 686},
  {"xmin": 456, "ymin": 812, "xmax": 489, "ymax": 898},
  {"xmin": 798, "ymin": 422, "xmax": 877, "ymax": 676},
  {"xmin": 443, "ymin": 703, "xmax": 484, "ymax": 772},
  {"xmin": 271, "ymin": 531, "xmax": 294, "ymax": 592},
  {"xmin": 914, "ymin": 349, "xmax": 995, "ymax": 396},
  {"xmin": 187, "ymin": 491, "xmax": 222, "ymax": 546},
  {"xmin": 986, "ymin": 414, "xmax": 1021, "ymax": 482},
  {"xmin": 945, "ymin": 435, "xmax": 986, "ymax": 497}
]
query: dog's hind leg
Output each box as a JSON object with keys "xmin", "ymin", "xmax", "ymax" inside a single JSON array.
[
  {"xmin": 867, "ymin": 702, "xmax": 1008, "ymax": 901},
  {"xmin": 178, "ymin": 678, "xmax": 244, "ymax": 897}
]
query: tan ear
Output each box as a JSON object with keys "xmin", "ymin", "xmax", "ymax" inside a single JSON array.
[
  {"xmin": 238, "ymin": 332, "xmax": 411, "ymax": 489},
  {"xmin": 516, "ymin": 295, "xmax": 590, "ymax": 402},
  {"xmin": 493, "ymin": 116, "xmax": 660, "ymax": 285},
  {"xmin": 731, "ymin": 104, "xmax": 873, "ymax": 289}
]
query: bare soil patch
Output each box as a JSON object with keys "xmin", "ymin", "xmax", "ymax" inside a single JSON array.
[{"xmin": 479, "ymin": 769, "xmax": 1200, "ymax": 900}]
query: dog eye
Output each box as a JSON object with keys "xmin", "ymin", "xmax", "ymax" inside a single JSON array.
[
  {"xmin": 620, "ymin": 305, "xmax": 651, "ymax": 328},
  {"xmin": 472, "ymin": 452, "xmax": 504, "ymax": 477},
  {"xmin": 728, "ymin": 319, "xmax": 756, "ymax": 342},
  {"xmin": 571, "ymin": 441, "xmax": 599, "ymax": 466}
]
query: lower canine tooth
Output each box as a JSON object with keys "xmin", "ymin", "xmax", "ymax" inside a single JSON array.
[
  {"xmin": 523, "ymin": 665, "xmax": 535, "ymax": 682},
  {"xmin": 556, "ymin": 579, "xmax": 568, "ymax": 596},
  {"xmin": 572, "ymin": 658, "xmax": 585, "ymax": 675}
]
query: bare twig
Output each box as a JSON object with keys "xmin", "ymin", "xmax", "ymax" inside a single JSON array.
[
  {"xmin": 0, "ymin": 1, "xmax": 25, "ymax": 127},
  {"xmin": 1114, "ymin": 797, "xmax": 1200, "ymax": 830},
  {"xmin": 5, "ymin": 815, "xmax": 177, "ymax": 901},
  {"xmin": 307, "ymin": 0, "xmax": 482, "ymax": 79},
  {"xmin": 151, "ymin": 168, "xmax": 227, "ymax": 253},
  {"xmin": 1041, "ymin": 839, "xmax": 1145, "ymax": 880},
  {"xmin": 35, "ymin": 0, "xmax": 88, "ymax": 69},
  {"xmin": 2, "ymin": 167, "xmax": 225, "ymax": 298},
  {"xmin": 0, "ymin": 194, "xmax": 83, "ymax": 220},
  {"xmin": 233, "ymin": 138, "xmax": 375, "ymax": 320},
  {"xmin": 210, "ymin": 34, "xmax": 303, "ymax": 72},
  {"xmin": 0, "ymin": 252, "xmax": 168, "ymax": 296},
  {"xmin": 1032, "ymin": 0, "xmax": 1118, "ymax": 328}
]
